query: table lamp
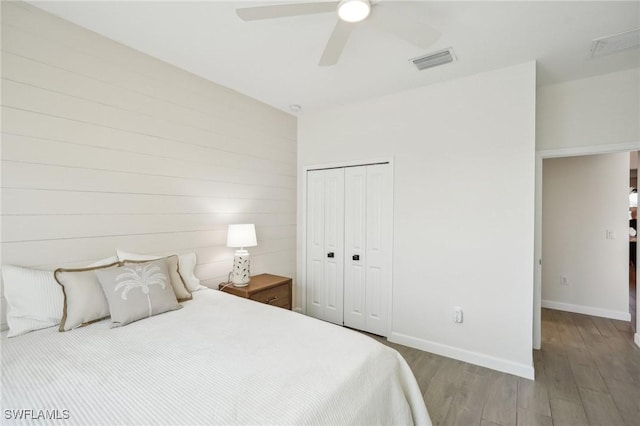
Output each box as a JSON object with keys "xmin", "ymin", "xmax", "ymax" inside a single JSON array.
[{"xmin": 227, "ymin": 224, "xmax": 257, "ymax": 286}]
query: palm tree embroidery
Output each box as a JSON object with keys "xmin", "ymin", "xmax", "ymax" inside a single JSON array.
[{"xmin": 114, "ymin": 264, "xmax": 168, "ymax": 317}]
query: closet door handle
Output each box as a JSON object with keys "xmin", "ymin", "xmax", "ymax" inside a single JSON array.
[
  {"xmin": 327, "ymin": 252, "xmax": 335, "ymax": 258},
  {"xmin": 352, "ymin": 254, "xmax": 360, "ymax": 261}
]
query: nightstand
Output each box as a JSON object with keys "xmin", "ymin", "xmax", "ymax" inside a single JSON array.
[{"xmin": 219, "ymin": 274, "xmax": 292, "ymax": 310}]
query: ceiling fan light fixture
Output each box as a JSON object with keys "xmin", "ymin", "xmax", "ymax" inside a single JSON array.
[{"xmin": 338, "ymin": 0, "xmax": 370, "ymax": 23}]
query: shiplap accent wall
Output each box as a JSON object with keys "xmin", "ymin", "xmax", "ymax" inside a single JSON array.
[{"xmin": 0, "ymin": 2, "xmax": 297, "ymax": 328}]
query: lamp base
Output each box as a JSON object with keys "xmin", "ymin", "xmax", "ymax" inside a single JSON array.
[{"xmin": 231, "ymin": 249, "xmax": 250, "ymax": 287}]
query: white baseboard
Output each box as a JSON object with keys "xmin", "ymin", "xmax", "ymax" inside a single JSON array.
[
  {"xmin": 389, "ymin": 332, "xmax": 535, "ymax": 380},
  {"xmin": 541, "ymin": 300, "xmax": 631, "ymax": 321},
  {"xmin": 635, "ymin": 333, "xmax": 640, "ymax": 348}
]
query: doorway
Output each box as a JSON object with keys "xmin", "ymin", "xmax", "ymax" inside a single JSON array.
[
  {"xmin": 534, "ymin": 144, "xmax": 640, "ymax": 350},
  {"xmin": 629, "ymin": 152, "xmax": 637, "ymax": 332}
]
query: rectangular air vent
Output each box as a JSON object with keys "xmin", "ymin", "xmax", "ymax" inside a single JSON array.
[
  {"xmin": 591, "ymin": 28, "xmax": 640, "ymax": 58},
  {"xmin": 411, "ymin": 48, "xmax": 457, "ymax": 71}
]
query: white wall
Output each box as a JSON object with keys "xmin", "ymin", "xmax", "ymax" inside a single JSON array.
[
  {"xmin": 0, "ymin": 2, "xmax": 297, "ymax": 328},
  {"xmin": 536, "ymin": 68, "xmax": 640, "ymax": 347},
  {"xmin": 537, "ymin": 68, "xmax": 640, "ymax": 152},
  {"xmin": 542, "ymin": 153, "xmax": 630, "ymax": 320},
  {"xmin": 298, "ymin": 62, "xmax": 537, "ymax": 378}
]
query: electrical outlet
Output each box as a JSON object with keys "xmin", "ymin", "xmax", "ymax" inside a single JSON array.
[
  {"xmin": 453, "ymin": 307, "xmax": 463, "ymax": 323},
  {"xmin": 561, "ymin": 276, "xmax": 568, "ymax": 285}
]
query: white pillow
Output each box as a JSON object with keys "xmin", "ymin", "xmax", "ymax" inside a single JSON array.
[
  {"xmin": 2, "ymin": 256, "xmax": 119, "ymax": 337},
  {"xmin": 176, "ymin": 252, "xmax": 204, "ymax": 292},
  {"xmin": 117, "ymin": 250, "xmax": 203, "ymax": 292},
  {"xmin": 87, "ymin": 256, "xmax": 119, "ymax": 268},
  {"xmin": 2, "ymin": 266, "xmax": 64, "ymax": 337}
]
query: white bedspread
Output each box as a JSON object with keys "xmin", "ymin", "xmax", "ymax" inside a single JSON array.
[{"xmin": 1, "ymin": 289, "xmax": 430, "ymax": 425}]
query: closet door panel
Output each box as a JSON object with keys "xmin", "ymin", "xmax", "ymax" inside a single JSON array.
[
  {"xmin": 344, "ymin": 166, "xmax": 367, "ymax": 329},
  {"xmin": 322, "ymin": 169, "xmax": 345, "ymax": 324},
  {"xmin": 305, "ymin": 171, "xmax": 325, "ymax": 318},
  {"xmin": 365, "ymin": 164, "xmax": 392, "ymax": 336}
]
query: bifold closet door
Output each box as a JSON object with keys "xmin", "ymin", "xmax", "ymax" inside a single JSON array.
[
  {"xmin": 344, "ymin": 164, "xmax": 392, "ymax": 336},
  {"xmin": 306, "ymin": 168, "xmax": 344, "ymax": 325}
]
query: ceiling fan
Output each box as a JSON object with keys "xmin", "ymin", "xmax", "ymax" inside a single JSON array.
[{"xmin": 236, "ymin": 0, "xmax": 441, "ymax": 66}]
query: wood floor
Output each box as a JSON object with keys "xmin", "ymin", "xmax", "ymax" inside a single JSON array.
[{"xmin": 378, "ymin": 309, "xmax": 640, "ymax": 426}]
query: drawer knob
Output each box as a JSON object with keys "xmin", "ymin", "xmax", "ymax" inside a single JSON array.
[{"xmin": 266, "ymin": 296, "xmax": 279, "ymax": 304}]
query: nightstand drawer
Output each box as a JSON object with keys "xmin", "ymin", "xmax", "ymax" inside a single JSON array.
[
  {"xmin": 219, "ymin": 274, "xmax": 292, "ymax": 310},
  {"xmin": 250, "ymin": 284, "xmax": 289, "ymax": 308}
]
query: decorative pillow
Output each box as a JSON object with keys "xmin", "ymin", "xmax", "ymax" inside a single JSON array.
[
  {"xmin": 95, "ymin": 259, "xmax": 182, "ymax": 328},
  {"xmin": 116, "ymin": 249, "xmax": 202, "ymax": 292},
  {"xmin": 54, "ymin": 262, "xmax": 121, "ymax": 331},
  {"xmin": 122, "ymin": 255, "xmax": 191, "ymax": 302},
  {"xmin": 2, "ymin": 266, "xmax": 64, "ymax": 337}
]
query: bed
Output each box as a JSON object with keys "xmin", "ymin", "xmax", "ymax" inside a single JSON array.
[{"xmin": 1, "ymin": 288, "xmax": 430, "ymax": 425}]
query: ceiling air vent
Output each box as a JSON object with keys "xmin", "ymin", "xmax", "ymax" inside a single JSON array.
[
  {"xmin": 591, "ymin": 28, "xmax": 640, "ymax": 58},
  {"xmin": 411, "ymin": 48, "xmax": 457, "ymax": 71}
]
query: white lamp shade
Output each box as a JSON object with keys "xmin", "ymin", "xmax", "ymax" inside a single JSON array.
[{"xmin": 227, "ymin": 224, "xmax": 257, "ymax": 248}]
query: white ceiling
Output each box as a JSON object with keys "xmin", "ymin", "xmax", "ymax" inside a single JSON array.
[{"xmin": 29, "ymin": 1, "xmax": 640, "ymax": 114}]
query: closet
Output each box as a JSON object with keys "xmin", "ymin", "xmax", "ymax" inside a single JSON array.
[{"xmin": 305, "ymin": 163, "xmax": 392, "ymax": 336}]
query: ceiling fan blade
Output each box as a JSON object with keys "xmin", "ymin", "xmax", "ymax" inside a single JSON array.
[
  {"xmin": 368, "ymin": 4, "xmax": 441, "ymax": 49},
  {"xmin": 236, "ymin": 2, "xmax": 338, "ymax": 21},
  {"xmin": 319, "ymin": 19, "xmax": 357, "ymax": 66}
]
